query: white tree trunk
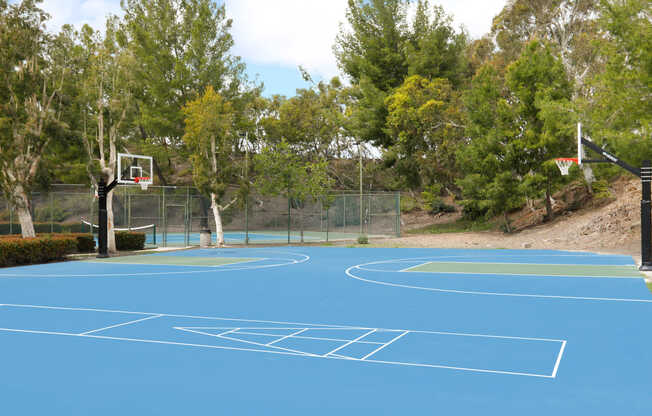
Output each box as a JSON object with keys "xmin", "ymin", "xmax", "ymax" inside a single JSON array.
[
  {"xmin": 211, "ymin": 193, "xmax": 225, "ymax": 247},
  {"xmin": 14, "ymin": 185, "xmax": 36, "ymax": 238}
]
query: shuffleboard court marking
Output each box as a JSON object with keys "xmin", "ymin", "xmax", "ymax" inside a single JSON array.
[
  {"xmin": 361, "ymin": 330, "xmax": 410, "ymax": 360},
  {"xmin": 0, "ymin": 303, "xmax": 564, "ymax": 378},
  {"xmin": 79, "ymin": 314, "xmax": 163, "ymax": 335},
  {"xmin": 551, "ymin": 341, "xmax": 567, "ymax": 378},
  {"xmin": 346, "ymin": 259, "xmax": 652, "ymax": 303},
  {"xmin": 0, "ymin": 250, "xmax": 309, "ymax": 278}
]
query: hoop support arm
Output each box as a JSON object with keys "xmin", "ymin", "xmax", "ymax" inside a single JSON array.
[{"xmin": 580, "ymin": 138, "xmax": 640, "ymax": 177}]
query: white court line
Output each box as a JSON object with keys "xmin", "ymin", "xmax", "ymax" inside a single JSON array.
[
  {"xmin": 0, "ymin": 250, "xmax": 310, "ymax": 278},
  {"xmin": 361, "ymin": 331, "xmax": 410, "ymax": 360},
  {"xmin": 0, "ymin": 305, "xmax": 565, "ymax": 379},
  {"xmin": 324, "ymin": 329, "xmax": 377, "ymax": 357},
  {"xmin": 174, "ymin": 327, "xmax": 320, "ymax": 357},
  {"xmin": 390, "ymin": 265, "xmax": 643, "ymax": 279},
  {"xmin": 217, "ymin": 328, "xmax": 240, "ymax": 336},
  {"xmin": 346, "ymin": 264, "xmax": 652, "ymax": 303},
  {"xmin": 231, "ymin": 331, "xmax": 385, "ymax": 345},
  {"xmin": 266, "ymin": 328, "xmax": 310, "ymax": 346},
  {"xmin": 1, "ymin": 303, "xmax": 565, "ymax": 341},
  {"xmin": 0, "ymin": 326, "xmax": 556, "ymax": 378},
  {"xmin": 79, "ymin": 314, "xmax": 163, "ymax": 335},
  {"xmin": 551, "ymin": 341, "xmax": 567, "ymax": 378}
]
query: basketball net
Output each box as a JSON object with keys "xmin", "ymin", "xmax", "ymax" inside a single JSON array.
[
  {"xmin": 555, "ymin": 158, "xmax": 578, "ymax": 176},
  {"xmin": 134, "ymin": 176, "xmax": 150, "ymax": 190}
]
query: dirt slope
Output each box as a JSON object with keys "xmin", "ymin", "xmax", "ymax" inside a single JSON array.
[{"xmin": 378, "ymin": 177, "xmax": 646, "ymax": 263}]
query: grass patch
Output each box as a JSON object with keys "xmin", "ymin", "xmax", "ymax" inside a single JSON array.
[
  {"xmin": 647, "ymin": 280, "xmax": 652, "ymax": 293},
  {"xmin": 407, "ymin": 219, "xmax": 496, "ymax": 235}
]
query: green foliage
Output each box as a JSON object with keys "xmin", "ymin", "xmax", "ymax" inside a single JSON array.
[
  {"xmin": 584, "ymin": 0, "xmax": 651, "ymax": 164},
  {"xmin": 0, "ymin": 236, "xmax": 77, "ymax": 267},
  {"xmin": 115, "ymin": 232, "xmax": 146, "ymax": 251},
  {"xmin": 357, "ymin": 235, "xmax": 369, "ymax": 244},
  {"xmin": 254, "ymin": 139, "xmax": 334, "ymax": 204},
  {"xmin": 407, "ymin": 218, "xmax": 495, "ymax": 235},
  {"xmin": 385, "ymin": 75, "xmax": 464, "ymax": 188},
  {"xmin": 335, "ymin": 0, "xmax": 468, "ymax": 148},
  {"xmin": 399, "ymin": 194, "xmax": 419, "ymax": 213},
  {"xmin": 183, "ymin": 86, "xmax": 237, "ymax": 200},
  {"xmin": 421, "ymin": 184, "xmax": 455, "ymax": 214},
  {"xmin": 591, "ymin": 179, "xmax": 612, "ymax": 199}
]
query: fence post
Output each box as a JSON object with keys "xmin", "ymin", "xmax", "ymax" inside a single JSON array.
[
  {"xmin": 396, "ymin": 192, "xmax": 401, "ymax": 237},
  {"xmin": 9, "ymin": 204, "xmax": 12, "ymax": 234},
  {"xmin": 287, "ymin": 196, "xmax": 291, "ymax": 244},
  {"xmin": 49, "ymin": 191, "xmax": 54, "ymax": 233},
  {"xmin": 245, "ymin": 195, "xmax": 249, "ymax": 245},
  {"xmin": 343, "ymin": 195, "xmax": 346, "ymax": 228},
  {"xmin": 326, "ymin": 204, "xmax": 329, "ymax": 242},
  {"xmin": 162, "ymin": 187, "xmax": 167, "ymax": 247}
]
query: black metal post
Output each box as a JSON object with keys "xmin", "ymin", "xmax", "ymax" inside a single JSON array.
[
  {"xmin": 97, "ymin": 178, "xmax": 118, "ymax": 259},
  {"xmin": 641, "ymin": 160, "xmax": 652, "ymax": 271}
]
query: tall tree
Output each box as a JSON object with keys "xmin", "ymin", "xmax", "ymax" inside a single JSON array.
[
  {"xmin": 77, "ymin": 20, "xmax": 136, "ymax": 253},
  {"xmin": 504, "ymin": 40, "xmax": 575, "ymax": 219},
  {"xmin": 585, "ymin": 0, "xmax": 651, "ymax": 163},
  {"xmin": 384, "ymin": 75, "xmax": 464, "ymax": 189},
  {"xmin": 182, "ymin": 86, "xmax": 239, "ymax": 247},
  {"xmin": 0, "ymin": 0, "xmax": 67, "ymax": 237},
  {"xmin": 335, "ymin": 0, "xmax": 467, "ymax": 148},
  {"xmin": 120, "ymin": 0, "xmax": 246, "ymax": 184}
]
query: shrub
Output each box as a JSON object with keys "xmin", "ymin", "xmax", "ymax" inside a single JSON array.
[
  {"xmin": 115, "ymin": 232, "xmax": 146, "ymax": 251},
  {"xmin": 357, "ymin": 235, "xmax": 369, "ymax": 244},
  {"xmin": 1, "ymin": 233, "xmax": 96, "ymax": 254},
  {"xmin": 0, "ymin": 236, "xmax": 77, "ymax": 267}
]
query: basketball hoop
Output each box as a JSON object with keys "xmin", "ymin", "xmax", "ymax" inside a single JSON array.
[
  {"xmin": 555, "ymin": 158, "xmax": 578, "ymax": 176},
  {"xmin": 134, "ymin": 176, "xmax": 150, "ymax": 190}
]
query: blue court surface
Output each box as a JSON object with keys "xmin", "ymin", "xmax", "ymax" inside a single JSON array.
[{"xmin": 1, "ymin": 247, "xmax": 651, "ymax": 414}]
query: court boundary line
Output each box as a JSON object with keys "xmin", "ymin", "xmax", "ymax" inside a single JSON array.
[
  {"xmin": 0, "ymin": 302, "xmax": 564, "ymax": 378},
  {"xmin": 361, "ymin": 330, "xmax": 410, "ymax": 360},
  {"xmin": 0, "ymin": 250, "xmax": 310, "ymax": 278},
  {"xmin": 346, "ymin": 260, "xmax": 652, "ymax": 303}
]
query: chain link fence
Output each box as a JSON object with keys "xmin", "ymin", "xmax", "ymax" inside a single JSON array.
[{"xmin": 0, "ymin": 184, "xmax": 401, "ymax": 247}]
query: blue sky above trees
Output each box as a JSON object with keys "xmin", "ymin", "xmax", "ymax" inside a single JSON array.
[{"xmin": 32, "ymin": 0, "xmax": 507, "ymax": 96}]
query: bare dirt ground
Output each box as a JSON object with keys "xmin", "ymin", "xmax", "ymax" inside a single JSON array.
[{"xmin": 372, "ymin": 177, "xmax": 648, "ymax": 267}]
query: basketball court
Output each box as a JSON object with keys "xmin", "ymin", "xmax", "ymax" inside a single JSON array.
[{"xmin": 1, "ymin": 246, "xmax": 651, "ymax": 414}]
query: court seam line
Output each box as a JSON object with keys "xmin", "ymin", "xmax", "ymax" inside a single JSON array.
[
  {"xmin": 551, "ymin": 341, "xmax": 567, "ymax": 378},
  {"xmin": 266, "ymin": 328, "xmax": 310, "ymax": 346},
  {"xmin": 79, "ymin": 314, "xmax": 163, "ymax": 335},
  {"xmin": 0, "ymin": 327, "xmax": 558, "ymax": 379},
  {"xmin": 361, "ymin": 330, "xmax": 410, "ymax": 360},
  {"xmin": 217, "ymin": 328, "xmax": 240, "ymax": 336},
  {"xmin": 2, "ymin": 303, "xmax": 566, "ymax": 341},
  {"xmin": 346, "ymin": 265, "xmax": 652, "ymax": 303},
  {"xmin": 324, "ymin": 329, "xmax": 377, "ymax": 357}
]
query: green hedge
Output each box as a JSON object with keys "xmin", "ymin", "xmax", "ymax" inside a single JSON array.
[
  {"xmin": 0, "ymin": 237, "xmax": 77, "ymax": 267},
  {"xmin": 116, "ymin": 232, "xmax": 146, "ymax": 251},
  {"xmin": 1, "ymin": 233, "xmax": 95, "ymax": 254}
]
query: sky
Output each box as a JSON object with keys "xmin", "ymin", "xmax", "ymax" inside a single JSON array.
[{"xmin": 33, "ymin": 0, "xmax": 508, "ymax": 97}]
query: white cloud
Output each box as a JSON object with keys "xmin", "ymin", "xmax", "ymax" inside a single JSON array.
[
  {"xmin": 40, "ymin": 0, "xmax": 122, "ymax": 32},
  {"xmin": 35, "ymin": 0, "xmax": 507, "ymax": 80},
  {"xmin": 226, "ymin": 0, "xmax": 507, "ymax": 80},
  {"xmin": 226, "ymin": 0, "xmax": 348, "ymax": 80}
]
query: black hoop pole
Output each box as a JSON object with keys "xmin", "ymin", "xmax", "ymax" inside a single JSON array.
[
  {"xmin": 641, "ymin": 160, "xmax": 652, "ymax": 271},
  {"xmin": 97, "ymin": 177, "xmax": 119, "ymax": 258}
]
